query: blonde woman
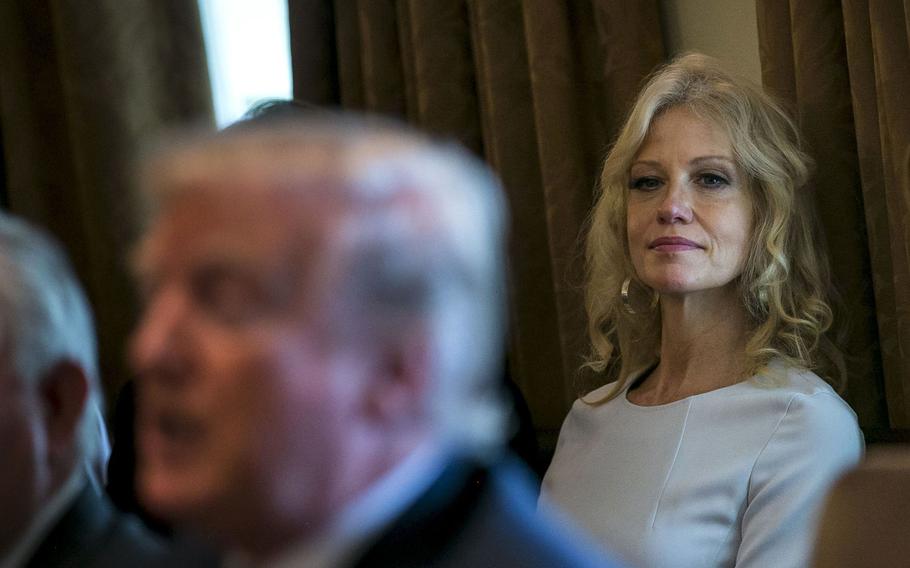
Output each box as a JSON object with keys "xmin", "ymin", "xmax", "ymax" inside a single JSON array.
[{"xmin": 541, "ymin": 54, "xmax": 863, "ymax": 568}]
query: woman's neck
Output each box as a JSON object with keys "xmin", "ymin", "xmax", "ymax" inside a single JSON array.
[{"xmin": 629, "ymin": 287, "xmax": 751, "ymax": 406}]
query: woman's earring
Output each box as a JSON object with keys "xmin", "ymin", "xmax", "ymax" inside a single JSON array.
[{"xmin": 621, "ymin": 277, "xmax": 659, "ymax": 315}]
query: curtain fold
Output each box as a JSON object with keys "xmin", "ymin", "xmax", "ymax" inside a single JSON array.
[
  {"xmin": 358, "ymin": 1, "xmax": 408, "ymax": 116},
  {"xmin": 289, "ymin": 0, "xmax": 338, "ymax": 105},
  {"xmin": 592, "ymin": 1, "xmax": 665, "ymax": 135},
  {"xmin": 469, "ymin": 0, "xmax": 566, "ymax": 438},
  {"xmin": 334, "ymin": 1, "xmax": 366, "ymax": 110},
  {"xmin": 289, "ymin": 0, "xmax": 665, "ymax": 451},
  {"xmin": 522, "ymin": 2, "xmax": 600, "ymax": 409},
  {"xmin": 757, "ymin": 0, "xmax": 910, "ymax": 435},
  {"xmin": 0, "ymin": 0, "xmax": 213, "ymax": 402},
  {"xmin": 864, "ymin": 0, "xmax": 910, "ymax": 430},
  {"xmin": 406, "ymin": 1, "xmax": 482, "ymax": 151}
]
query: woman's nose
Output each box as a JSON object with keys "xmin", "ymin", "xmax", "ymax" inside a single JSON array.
[{"xmin": 656, "ymin": 181, "xmax": 693, "ymax": 224}]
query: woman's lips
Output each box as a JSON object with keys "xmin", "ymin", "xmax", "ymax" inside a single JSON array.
[{"xmin": 649, "ymin": 236, "xmax": 702, "ymax": 252}]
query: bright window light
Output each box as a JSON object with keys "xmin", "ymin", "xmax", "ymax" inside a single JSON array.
[{"xmin": 197, "ymin": 0, "xmax": 293, "ymax": 127}]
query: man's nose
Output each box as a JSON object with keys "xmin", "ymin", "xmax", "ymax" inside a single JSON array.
[
  {"xmin": 656, "ymin": 180, "xmax": 693, "ymax": 224},
  {"xmin": 130, "ymin": 287, "xmax": 190, "ymax": 385}
]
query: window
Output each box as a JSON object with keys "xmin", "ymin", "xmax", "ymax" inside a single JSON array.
[{"xmin": 197, "ymin": 0, "xmax": 293, "ymax": 127}]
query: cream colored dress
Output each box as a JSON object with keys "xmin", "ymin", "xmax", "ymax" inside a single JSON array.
[{"xmin": 541, "ymin": 364, "xmax": 863, "ymax": 568}]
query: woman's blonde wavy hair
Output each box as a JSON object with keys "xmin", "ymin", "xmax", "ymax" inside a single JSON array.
[{"xmin": 585, "ymin": 53, "xmax": 845, "ymax": 403}]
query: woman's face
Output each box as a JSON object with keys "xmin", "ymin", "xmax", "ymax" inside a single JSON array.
[{"xmin": 626, "ymin": 106, "xmax": 752, "ymax": 297}]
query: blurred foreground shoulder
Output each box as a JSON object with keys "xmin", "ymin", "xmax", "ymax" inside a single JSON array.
[
  {"xmin": 354, "ymin": 456, "xmax": 622, "ymax": 568},
  {"xmin": 24, "ymin": 484, "xmax": 170, "ymax": 568}
]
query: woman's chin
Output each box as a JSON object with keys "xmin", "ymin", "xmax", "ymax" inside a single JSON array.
[
  {"xmin": 643, "ymin": 271, "xmax": 740, "ymax": 297},
  {"xmin": 644, "ymin": 277, "xmax": 697, "ymax": 296}
]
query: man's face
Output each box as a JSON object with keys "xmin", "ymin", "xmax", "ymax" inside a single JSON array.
[
  {"xmin": 0, "ymin": 365, "xmax": 48, "ymax": 553},
  {"xmin": 131, "ymin": 185, "xmax": 365, "ymax": 542}
]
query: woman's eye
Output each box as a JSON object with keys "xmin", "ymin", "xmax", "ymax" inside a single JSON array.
[
  {"xmin": 630, "ymin": 176, "xmax": 661, "ymax": 191},
  {"xmin": 698, "ymin": 173, "xmax": 729, "ymax": 188}
]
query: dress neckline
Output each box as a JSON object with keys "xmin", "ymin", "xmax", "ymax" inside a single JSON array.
[{"xmin": 622, "ymin": 362, "xmax": 755, "ymax": 410}]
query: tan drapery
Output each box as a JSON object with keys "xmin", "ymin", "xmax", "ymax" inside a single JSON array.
[
  {"xmin": 289, "ymin": 0, "xmax": 665, "ymax": 453},
  {"xmin": 757, "ymin": 0, "xmax": 910, "ymax": 438},
  {"xmin": 0, "ymin": 0, "xmax": 213, "ymax": 401}
]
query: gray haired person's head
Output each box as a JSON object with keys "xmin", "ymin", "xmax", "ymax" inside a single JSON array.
[{"xmin": 0, "ymin": 214, "xmax": 102, "ymax": 464}]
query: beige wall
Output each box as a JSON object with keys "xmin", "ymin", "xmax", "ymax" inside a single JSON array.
[{"xmin": 660, "ymin": 0, "xmax": 762, "ymax": 84}]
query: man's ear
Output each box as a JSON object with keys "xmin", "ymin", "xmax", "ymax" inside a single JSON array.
[
  {"xmin": 362, "ymin": 332, "xmax": 431, "ymax": 426},
  {"xmin": 39, "ymin": 361, "xmax": 89, "ymax": 458}
]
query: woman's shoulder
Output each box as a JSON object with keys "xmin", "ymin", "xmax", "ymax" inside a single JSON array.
[
  {"xmin": 560, "ymin": 383, "xmax": 620, "ymax": 429},
  {"xmin": 556, "ymin": 378, "xmax": 634, "ymax": 437},
  {"xmin": 572, "ymin": 363, "xmax": 656, "ymax": 407},
  {"xmin": 746, "ymin": 363, "xmax": 851, "ymax": 409},
  {"xmin": 750, "ymin": 364, "xmax": 863, "ymax": 460},
  {"xmin": 579, "ymin": 380, "xmax": 621, "ymax": 403}
]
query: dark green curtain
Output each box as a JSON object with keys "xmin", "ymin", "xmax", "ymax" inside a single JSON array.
[
  {"xmin": 757, "ymin": 0, "xmax": 910, "ymax": 440},
  {"xmin": 0, "ymin": 0, "xmax": 214, "ymax": 403},
  {"xmin": 289, "ymin": 0, "xmax": 665, "ymax": 455}
]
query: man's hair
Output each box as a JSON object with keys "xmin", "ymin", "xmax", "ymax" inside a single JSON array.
[
  {"xmin": 226, "ymin": 98, "xmax": 322, "ymax": 130},
  {"xmin": 0, "ymin": 213, "xmax": 102, "ymax": 460},
  {"xmin": 139, "ymin": 116, "xmax": 509, "ymax": 452},
  {"xmin": 586, "ymin": 52, "xmax": 843, "ymax": 401}
]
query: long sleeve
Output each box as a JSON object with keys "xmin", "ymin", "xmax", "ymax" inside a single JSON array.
[{"xmin": 736, "ymin": 391, "xmax": 863, "ymax": 567}]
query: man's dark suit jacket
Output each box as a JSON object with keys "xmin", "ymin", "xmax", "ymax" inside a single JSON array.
[
  {"xmin": 24, "ymin": 483, "xmax": 167, "ymax": 568},
  {"xmin": 350, "ymin": 456, "xmax": 617, "ymax": 567},
  {"xmin": 160, "ymin": 456, "xmax": 619, "ymax": 568}
]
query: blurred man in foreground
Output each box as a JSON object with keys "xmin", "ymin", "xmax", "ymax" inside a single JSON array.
[
  {"xmin": 0, "ymin": 214, "xmax": 163, "ymax": 567},
  {"xmin": 131, "ymin": 117, "xmax": 613, "ymax": 567}
]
